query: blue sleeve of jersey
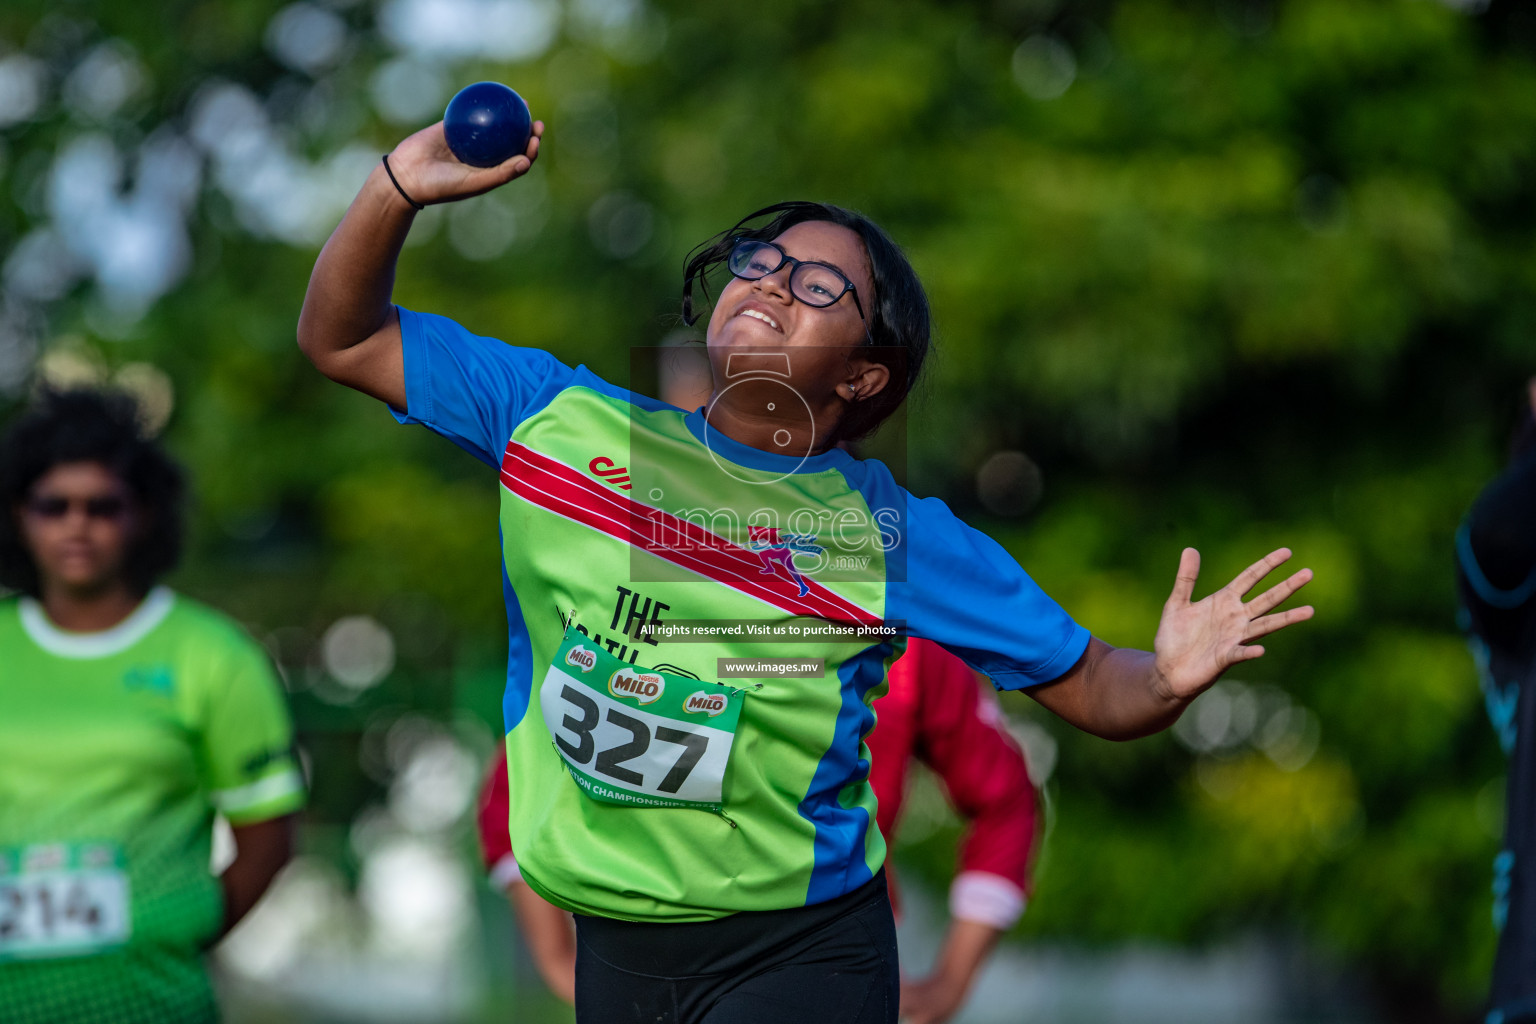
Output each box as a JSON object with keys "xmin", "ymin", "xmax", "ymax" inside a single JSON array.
[
  {"xmin": 389, "ymin": 307, "xmax": 579, "ymax": 467},
  {"xmin": 854, "ymin": 462, "xmax": 1088, "ymax": 690}
]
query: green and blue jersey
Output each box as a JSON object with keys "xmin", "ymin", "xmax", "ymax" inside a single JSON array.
[{"xmin": 392, "ymin": 307, "xmax": 1088, "ymax": 922}]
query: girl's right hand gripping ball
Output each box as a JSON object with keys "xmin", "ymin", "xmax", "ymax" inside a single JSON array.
[{"xmin": 443, "ymin": 82, "xmax": 533, "ymax": 168}]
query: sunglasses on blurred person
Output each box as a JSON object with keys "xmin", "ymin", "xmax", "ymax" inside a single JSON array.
[{"xmin": 25, "ymin": 495, "xmax": 131, "ymax": 521}]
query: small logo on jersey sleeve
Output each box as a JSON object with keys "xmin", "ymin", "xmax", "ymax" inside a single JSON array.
[
  {"xmin": 608, "ymin": 667, "xmax": 664, "ymax": 704},
  {"xmin": 682, "ymin": 691, "xmax": 727, "ymax": 717},
  {"xmin": 565, "ymin": 646, "xmax": 597, "ymax": 672}
]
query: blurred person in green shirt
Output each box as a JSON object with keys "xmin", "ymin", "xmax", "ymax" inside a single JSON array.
[{"xmin": 0, "ymin": 388, "xmax": 305, "ymax": 1024}]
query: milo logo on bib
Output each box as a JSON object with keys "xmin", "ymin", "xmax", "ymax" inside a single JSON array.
[
  {"xmin": 683, "ymin": 691, "xmax": 728, "ymax": 717},
  {"xmin": 609, "ymin": 667, "xmax": 664, "ymax": 705},
  {"xmin": 566, "ymin": 646, "xmax": 597, "ymax": 672}
]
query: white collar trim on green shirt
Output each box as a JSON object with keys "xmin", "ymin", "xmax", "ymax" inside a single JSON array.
[{"xmin": 19, "ymin": 586, "xmax": 176, "ymax": 659}]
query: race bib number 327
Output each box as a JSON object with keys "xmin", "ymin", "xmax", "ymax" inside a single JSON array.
[
  {"xmin": 539, "ymin": 628, "xmax": 745, "ymax": 813},
  {"xmin": 0, "ymin": 843, "xmax": 130, "ymax": 961}
]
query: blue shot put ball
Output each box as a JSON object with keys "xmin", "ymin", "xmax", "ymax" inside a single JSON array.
[{"xmin": 443, "ymin": 82, "xmax": 533, "ymax": 168}]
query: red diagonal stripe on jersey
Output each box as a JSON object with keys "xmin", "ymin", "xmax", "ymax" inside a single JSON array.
[
  {"xmin": 499, "ymin": 442, "xmax": 879, "ymax": 626},
  {"xmin": 500, "ymin": 461, "xmax": 861, "ymax": 624},
  {"xmin": 500, "ymin": 446, "xmax": 872, "ymax": 625},
  {"xmin": 504, "ymin": 446, "xmax": 854, "ymax": 619}
]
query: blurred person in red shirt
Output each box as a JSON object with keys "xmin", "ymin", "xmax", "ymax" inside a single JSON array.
[
  {"xmin": 476, "ymin": 637, "xmax": 1038, "ymax": 1024},
  {"xmin": 872, "ymin": 638, "xmax": 1038, "ymax": 1023}
]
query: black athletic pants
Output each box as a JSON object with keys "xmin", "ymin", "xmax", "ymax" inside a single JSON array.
[{"xmin": 572, "ymin": 870, "xmax": 899, "ymax": 1024}]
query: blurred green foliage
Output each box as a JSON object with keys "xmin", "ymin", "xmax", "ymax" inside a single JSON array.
[{"xmin": 3, "ymin": 0, "xmax": 1534, "ymax": 1019}]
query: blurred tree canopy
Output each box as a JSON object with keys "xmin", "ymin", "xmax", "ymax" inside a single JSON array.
[{"xmin": 2, "ymin": 0, "xmax": 1534, "ymax": 1019}]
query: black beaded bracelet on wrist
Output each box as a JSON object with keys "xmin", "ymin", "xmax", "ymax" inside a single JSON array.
[{"xmin": 381, "ymin": 154, "xmax": 424, "ymax": 211}]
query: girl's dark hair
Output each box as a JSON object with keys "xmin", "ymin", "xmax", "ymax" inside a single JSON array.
[
  {"xmin": 682, "ymin": 201, "xmax": 931, "ymax": 443},
  {"xmin": 0, "ymin": 388, "xmax": 185, "ymax": 597}
]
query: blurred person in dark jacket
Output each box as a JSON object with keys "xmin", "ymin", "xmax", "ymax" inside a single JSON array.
[{"xmin": 1456, "ymin": 378, "xmax": 1536, "ymax": 1024}]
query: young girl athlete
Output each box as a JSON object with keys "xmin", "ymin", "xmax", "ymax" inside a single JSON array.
[{"xmin": 298, "ymin": 120, "xmax": 1313, "ymax": 1024}]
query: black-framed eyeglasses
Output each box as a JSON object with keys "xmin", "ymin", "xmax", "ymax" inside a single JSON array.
[
  {"xmin": 25, "ymin": 495, "xmax": 129, "ymax": 521},
  {"xmin": 727, "ymin": 239, "xmax": 867, "ymax": 322}
]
